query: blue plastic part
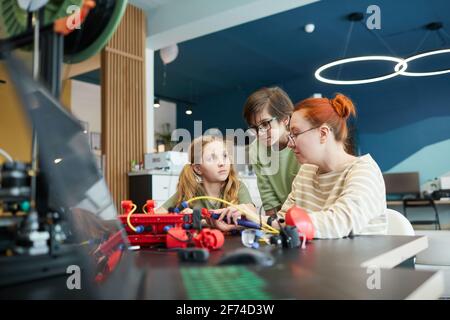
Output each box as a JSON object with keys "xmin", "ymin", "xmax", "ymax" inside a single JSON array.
[
  {"xmin": 163, "ymin": 225, "xmax": 173, "ymax": 233},
  {"xmin": 135, "ymin": 225, "xmax": 144, "ymax": 233},
  {"xmin": 181, "ymin": 201, "xmax": 189, "ymax": 208},
  {"xmin": 211, "ymin": 213, "xmax": 221, "ymax": 220},
  {"xmin": 238, "ymin": 220, "xmax": 261, "ymax": 229},
  {"xmin": 251, "ymin": 242, "xmax": 260, "ymax": 249},
  {"xmin": 183, "ymin": 224, "xmax": 192, "ymax": 230},
  {"xmin": 174, "ymin": 207, "xmax": 180, "ymax": 213},
  {"xmin": 255, "ymin": 230, "xmax": 264, "ymax": 237}
]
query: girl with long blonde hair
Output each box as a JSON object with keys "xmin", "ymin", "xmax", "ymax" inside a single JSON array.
[{"xmin": 157, "ymin": 135, "xmax": 255, "ymax": 231}]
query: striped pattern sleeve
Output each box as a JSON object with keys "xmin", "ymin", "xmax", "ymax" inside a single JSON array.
[
  {"xmin": 307, "ymin": 159, "xmax": 387, "ymax": 239},
  {"xmin": 278, "ymin": 174, "xmax": 301, "ymax": 218}
]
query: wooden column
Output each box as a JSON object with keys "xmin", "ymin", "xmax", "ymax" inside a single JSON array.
[{"xmin": 101, "ymin": 5, "xmax": 146, "ymax": 212}]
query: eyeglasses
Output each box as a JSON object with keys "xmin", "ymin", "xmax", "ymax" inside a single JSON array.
[
  {"xmin": 287, "ymin": 126, "xmax": 320, "ymax": 145},
  {"xmin": 248, "ymin": 117, "xmax": 277, "ymax": 136}
]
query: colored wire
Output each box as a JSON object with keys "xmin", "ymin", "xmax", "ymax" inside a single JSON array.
[
  {"xmin": 126, "ymin": 204, "xmax": 138, "ymax": 232},
  {"xmin": 0, "ymin": 148, "xmax": 13, "ymax": 162},
  {"xmin": 186, "ymin": 196, "xmax": 279, "ymax": 234}
]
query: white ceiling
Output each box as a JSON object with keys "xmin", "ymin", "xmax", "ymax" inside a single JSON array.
[{"xmin": 129, "ymin": 0, "xmax": 176, "ymax": 11}]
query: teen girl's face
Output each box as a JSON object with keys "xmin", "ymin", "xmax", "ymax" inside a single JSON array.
[
  {"xmin": 287, "ymin": 111, "xmax": 322, "ymax": 164},
  {"xmin": 253, "ymin": 109, "xmax": 288, "ymax": 147},
  {"xmin": 197, "ymin": 141, "xmax": 231, "ymax": 183}
]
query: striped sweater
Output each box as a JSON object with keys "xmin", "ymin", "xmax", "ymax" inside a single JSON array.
[{"xmin": 278, "ymin": 154, "xmax": 387, "ymax": 239}]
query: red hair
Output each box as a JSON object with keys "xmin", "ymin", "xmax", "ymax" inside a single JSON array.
[{"xmin": 294, "ymin": 93, "xmax": 356, "ymax": 143}]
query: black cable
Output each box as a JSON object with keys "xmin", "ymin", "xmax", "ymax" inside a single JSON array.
[
  {"xmin": 436, "ymin": 29, "xmax": 448, "ymax": 46},
  {"xmin": 336, "ymin": 20, "xmax": 355, "ymax": 80},
  {"xmin": 276, "ymin": 218, "xmax": 287, "ymax": 237},
  {"xmin": 258, "ymin": 205, "xmax": 263, "ymax": 229}
]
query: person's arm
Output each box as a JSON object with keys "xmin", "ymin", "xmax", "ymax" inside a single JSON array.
[
  {"xmin": 249, "ymin": 142, "xmax": 282, "ymax": 212},
  {"xmin": 277, "ymin": 191, "xmax": 296, "ymax": 219},
  {"xmin": 302, "ymin": 162, "xmax": 386, "ymax": 239},
  {"xmin": 155, "ymin": 193, "xmax": 178, "ymax": 213},
  {"xmin": 213, "ymin": 182, "xmax": 254, "ymax": 231},
  {"xmin": 253, "ymin": 160, "xmax": 283, "ymax": 212}
]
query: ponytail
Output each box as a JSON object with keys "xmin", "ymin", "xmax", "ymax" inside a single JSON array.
[{"xmin": 175, "ymin": 164, "xmax": 200, "ymax": 205}]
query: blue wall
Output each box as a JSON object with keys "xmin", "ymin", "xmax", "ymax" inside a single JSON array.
[{"xmin": 177, "ymin": 73, "xmax": 450, "ymax": 184}]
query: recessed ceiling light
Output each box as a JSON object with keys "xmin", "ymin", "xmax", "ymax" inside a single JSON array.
[{"xmin": 304, "ymin": 23, "xmax": 315, "ymax": 33}]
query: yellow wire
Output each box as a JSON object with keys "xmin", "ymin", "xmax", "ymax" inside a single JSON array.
[
  {"xmin": 126, "ymin": 204, "xmax": 138, "ymax": 232},
  {"xmin": 186, "ymin": 196, "xmax": 279, "ymax": 234},
  {"xmin": 142, "ymin": 204, "xmax": 147, "ymax": 214}
]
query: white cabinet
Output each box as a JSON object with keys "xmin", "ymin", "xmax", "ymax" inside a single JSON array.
[{"xmin": 151, "ymin": 174, "xmax": 179, "ymax": 206}]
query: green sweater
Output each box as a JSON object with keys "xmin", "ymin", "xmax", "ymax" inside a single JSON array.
[
  {"xmin": 249, "ymin": 140, "xmax": 300, "ymax": 211},
  {"xmin": 161, "ymin": 181, "xmax": 253, "ymax": 210}
]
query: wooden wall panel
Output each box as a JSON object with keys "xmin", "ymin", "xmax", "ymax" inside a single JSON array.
[
  {"xmin": 60, "ymin": 79, "xmax": 72, "ymax": 111},
  {"xmin": 101, "ymin": 5, "xmax": 146, "ymax": 212},
  {"xmin": 0, "ymin": 63, "xmax": 32, "ymax": 165}
]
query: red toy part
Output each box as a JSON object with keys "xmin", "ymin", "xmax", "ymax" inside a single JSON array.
[
  {"xmin": 118, "ymin": 200, "xmax": 226, "ymax": 250},
  {"xmin": 166, "ymin": 228, "xmax": 190, "ymax": 249},
  {"xmin": 94, "ymin": 230, "xmax": 125, "ymax": 257},
  {"xmin": 285, "ymin": 205, "xmax": 315, "ymax": 241},
  {"xmin": 95, "ymin": 249, "xmax": 123, "ymax": 283},
  {"xmin": 194, "ymin": 228, "xmax": 224, "ymax": 250},
  {"xmin": 118, "ymin": 213, "xmax": 187, "ymax": 246},
  {"xmin": 121, "ymin": 200, "xmax": 134, "ymax": 215},
  {"xmin": 145, "ymin": 200, "xmax": 156, "ymax": 214},
  {"xmin": 201, "ymin": 208, "xmax": 211, "ymax": 218}
]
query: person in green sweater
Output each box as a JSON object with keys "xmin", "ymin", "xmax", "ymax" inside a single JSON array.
[{"xmin": 243, "ymin": 87, "xmax": 300, "ymax": 216}]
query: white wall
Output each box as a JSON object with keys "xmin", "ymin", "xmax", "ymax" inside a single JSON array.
[
  {"xmin": 70, "ymin": 79, "xmax": 101, "ymax": 133},
  {"xmin": 146, "ymin": 48, "xmax": 155, "ymax": 153},
  {"xmin": 154, "ymin": 99, "xmax": 177, "ymax": 135}
]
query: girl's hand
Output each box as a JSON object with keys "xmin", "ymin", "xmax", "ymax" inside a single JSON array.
[
  {"xmin": 207, "ymin": 217, "xmax": 241, "ymax": 232},
  {"xmin": 181, "ymin": 208, "xmax": 193, "ymax": 214},
  {"xmin": 154, "ymin": 207, "xmax": 167, "ymax": 214},
  {"xmin": 216, "ymin": 204, "xmax": 258, "ymax": 226},
  {"xmin": 217, "ymin": 207, "xmax": 241, "ymax": 226}
]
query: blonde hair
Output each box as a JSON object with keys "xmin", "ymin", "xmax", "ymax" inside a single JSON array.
[{"xmin": 175, "ymin": 136, "xmax": 240, "ymax": 207}]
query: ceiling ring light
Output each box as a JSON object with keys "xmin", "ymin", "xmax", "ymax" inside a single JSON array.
[
  {"xmin": 314, "ymin": 56, "xmax": 408, "ymax": 85},
  {"xmin": 394, "ymin": 48, "xmax": 450, "ymax": 77}
]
